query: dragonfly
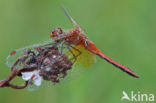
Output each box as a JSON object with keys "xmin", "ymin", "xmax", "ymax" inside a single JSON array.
[
  {"xmin": 49, "ymin": 5, "xmax": 139, "ymax": 78},
  {"xmin": 3, "ymin": 5, "xmax": 139, "ymax": 90}
]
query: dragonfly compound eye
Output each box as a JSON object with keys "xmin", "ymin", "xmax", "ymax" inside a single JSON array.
[{"xmin": 50, "ymin": 28, "xmax": 63, "ymax": 38}]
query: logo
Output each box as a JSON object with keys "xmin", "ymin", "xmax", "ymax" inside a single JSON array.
[{"xmin": 121, "ymin": 91, "xmax": 154, "ymax": 102}]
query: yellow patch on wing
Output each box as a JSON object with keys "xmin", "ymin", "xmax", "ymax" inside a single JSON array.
[{"xmin": 66, "ymin": 45, "xmax": 96, "ymax": 68}]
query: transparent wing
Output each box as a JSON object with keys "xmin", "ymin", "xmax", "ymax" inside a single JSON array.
[
  {"xmin": 6, "ymin": 39, "xmax": 55, "ymax": 68},
  {"xmin": 6, "ymin": 39, "xmax": 96, "ymax": 91},
  {"xmin": 27, "ymin": 66, "xmax": 87, "ymax": 91},
  {"xmin": 61, "ymin": 5, "xmax": 79, "ymax": 28},
  {"xmin": 61, "ymin": 5, "xmax": 84, "ymax": 33},
  {"xmin": 66, "ymin": 45, "xmax": 96, "ymax": 68},
  {"xmin": 27, "ymin": 45, "xmax": 96, "ymax": 91}
]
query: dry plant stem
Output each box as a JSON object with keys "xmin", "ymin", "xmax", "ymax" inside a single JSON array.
[{"xmin": 0, "ymin": 67, "xmax": 37, "ymax": 89}]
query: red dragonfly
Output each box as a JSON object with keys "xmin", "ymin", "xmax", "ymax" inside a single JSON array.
[
  {"xmin": 5, "ymin": 5, "xmax": 138, "ymax": 90},
  {"xmin": 49, "ymin": 5, "xmax": 139, "ymax": 78}
]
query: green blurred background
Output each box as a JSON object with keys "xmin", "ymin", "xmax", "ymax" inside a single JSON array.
[{"xmin": 0, "ymin": 0, "xmax": 156, "ymax": 103}]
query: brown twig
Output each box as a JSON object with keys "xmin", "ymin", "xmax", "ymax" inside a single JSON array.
[{"xmin": 0, "ymin": 67, "xmax": 36, "ymax": 89}]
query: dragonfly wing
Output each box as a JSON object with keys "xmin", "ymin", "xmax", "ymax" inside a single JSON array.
[
  {"xmin": 26, "ymin": 45, "xmax": 96, "ymax": 91},
  {"xmin": 6, "ymin": 39, "xmax": 55, "ymax": 68},
  {"xmin": 27, "ymin": 79, "xmax": 55, "ymax": 91},
  {"xmin": 6, "ymin": 39, "xmax": 96, "ymax": 91},
  {"xmin": 61, "ymin": 5, "xmax": 84, "ymax": 33},
  {"xmin": 60, "ymin": 45, "xmax": 96, "ymax": 84},
  {"xmin": 67, "ymin": 45, "xmax": 96, "ymax": 68},
  {"xmin": 27, "ymin": 66, "xmax": 87, "ymax": 91}
]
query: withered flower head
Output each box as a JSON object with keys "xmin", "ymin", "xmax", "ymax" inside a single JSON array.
[{"xmin": 0, "ymin": 45, "xmax": 73, "ymax": 89}]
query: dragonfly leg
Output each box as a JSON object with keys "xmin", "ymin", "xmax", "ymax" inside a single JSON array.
[
  {"xmin": 65, "ymin": 44, "xmax": 82, "ymax": 64},
  {"xmin": 66, "ymin": 45, "xmax": 82, "ymax": 64},
  {"xmin": 60, "ymin": 42, "xmax": 66, "ymax": 55},
  {"xmin": 66, "ymin": 46, "xmax": 77, "ymax": 64},
  {"xmin": 70, "ymin": 45, "xmax": 82, "ymax": 57}
]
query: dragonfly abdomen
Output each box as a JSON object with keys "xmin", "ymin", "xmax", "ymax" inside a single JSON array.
[{"xmin": 97, "ymin": 52, "xmax": 139, "ymax": 78}]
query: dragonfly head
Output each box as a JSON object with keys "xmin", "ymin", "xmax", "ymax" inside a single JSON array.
[{"xmin": 50, "ymin": 28, "xmax": 63, "ymax": 38}]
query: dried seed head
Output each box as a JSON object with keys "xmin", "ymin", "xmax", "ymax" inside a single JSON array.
[
  {"xmin": 22, "ymin": 46, "xmax": 73, "ymax": 83},
  {"xmin": 0, "ymin": 45, "xmax": 74, "ymax": 89},
  {"xmin": 39, "ymin": 49, "xmax": 72, "ymax": 83}
]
